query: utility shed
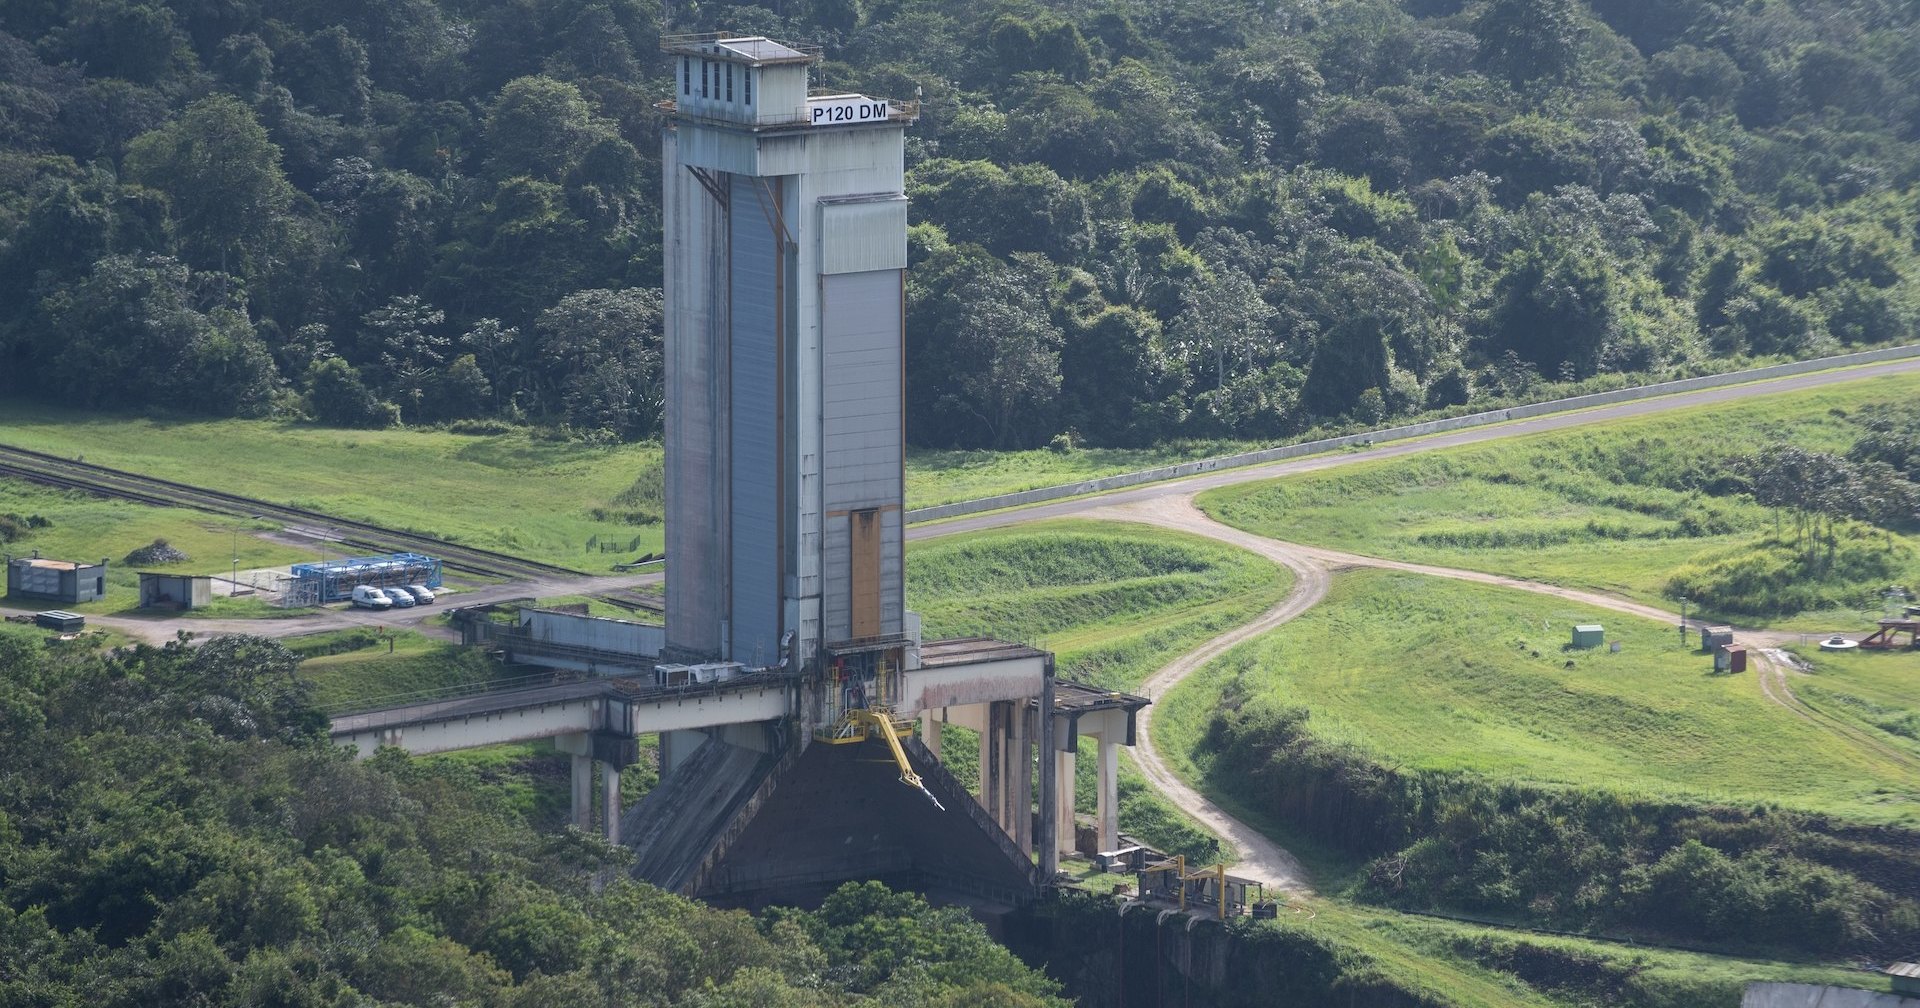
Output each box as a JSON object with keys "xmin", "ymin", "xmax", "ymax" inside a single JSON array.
[
  {"xmin": 6, "ymin": 553, "xmax": 107, "ymax": 604},
  {"xmin": 1701, "ymin": 624, "xmax": 1735, "ymax": 652},
  {"xmin": 1890, "ymin": 961, "xmax": 1920, "ymax": 997},
  {"xmin": 1572, "ymin": 624, "xmax": 1605, "ymax": 649},
  {"xmin": 1716, "ymin": 643, "xmax": 1748, "ymax": 673},
  {"xmin": 138, "ymin": 572, "xmax": 213, "ymax": 610}
]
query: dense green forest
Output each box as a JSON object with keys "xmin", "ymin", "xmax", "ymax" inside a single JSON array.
[
  {"xmin": 1, "ymin": 0, "xmax": 1917, "ymax": 447},
  {"xmin": 0, "ymin": 630, "xmax": 1069, "ymax": 1006}
]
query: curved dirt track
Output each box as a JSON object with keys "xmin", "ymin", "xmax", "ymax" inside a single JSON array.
[
  {"xmin": 1055, "ymin": 493, "xmax": 1920, "ymax": 888},
  {"xmin": 1080, "ymin": 497, "xmax": 1329, "ymax": 890}
]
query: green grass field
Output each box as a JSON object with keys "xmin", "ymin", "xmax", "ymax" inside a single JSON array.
[
  {"xmin": 1785, "ymin": 645, "xmax": 1920, "ymax": 760},
  {"xmin": 0, "ymin": 404, "xmax": 665, "ymax": 570},
  {"xmin": 1156, "ymin": 569, "xmax": 1920, "ymax": 826},
  {"xmin": 907, "ymin": 519, "xmax": 1289, "ymax": 690},
  {"xmin": 907, "ymin": 520, "xmax": 1288, "ymax": 858},
  {"xmin": 289, "ymin": 628, "xmax": 515, "ymax": 710},
  {"xmin": 1197, "ymin": 370, "xmax": 1920, "ymax": 630},
  {"xmin": 905, "ymin": 439, "xmax": 1257, "ymax": 508},
  {"xmin": 1297, "ymin": 900, "xmax": 1895, "ymax": 1008}
]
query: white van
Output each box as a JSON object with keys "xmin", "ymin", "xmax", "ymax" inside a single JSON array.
[{"xmin": 350, "ymin": 585, "xmax": 393, "ymax": 609}]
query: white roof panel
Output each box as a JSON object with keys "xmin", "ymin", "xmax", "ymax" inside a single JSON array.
[{"xmin": 717, "ymin": 37, "xmax": 807, "ymax": 61}]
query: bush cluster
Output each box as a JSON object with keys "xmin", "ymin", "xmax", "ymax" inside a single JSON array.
[{"xmin": 1199, "ymin": 686, "xmax": 1920, "ymax": 954}]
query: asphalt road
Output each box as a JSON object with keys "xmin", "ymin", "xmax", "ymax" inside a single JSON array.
[{"xmin": 908, "ymin": 355, "xmax": 1920, "ymax": 542}]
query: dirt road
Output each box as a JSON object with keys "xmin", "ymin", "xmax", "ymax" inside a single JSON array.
[{"xmin": 1062, "ymin": 493, "xmax": 1915, "ymax": 889}]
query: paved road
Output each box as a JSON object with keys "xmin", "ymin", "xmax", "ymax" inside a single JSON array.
[
  {"xmin": 907, "ymin": 356, "xmax": 1920, "ymax": 542},
  {"xmin": 71, "ymin": 570, "xmax": 664, "ymax": 645}
]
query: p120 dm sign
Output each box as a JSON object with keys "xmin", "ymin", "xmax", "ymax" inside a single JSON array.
[{"xmin": 808, "ymin": 95, "xmax": 889, "ymax": 126}]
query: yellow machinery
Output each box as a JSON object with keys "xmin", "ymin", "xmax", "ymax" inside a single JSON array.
[
  {"xmin": 816, "ymin": 655, "xmax": 944, "ymax": 808},
  {"xmin": 1137, "ymin": 855, "xmax": 1261, "ymax": 920}
]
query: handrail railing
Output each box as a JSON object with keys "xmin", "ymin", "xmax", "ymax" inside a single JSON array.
[{"xmin": 319, "ymin": 671, "xmax": 572, "ymax": 716}]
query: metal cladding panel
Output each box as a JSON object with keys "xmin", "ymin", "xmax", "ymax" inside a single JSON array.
[
  {"xmin": 664, "ymin": 131, "xmax": 728, "ymax": 656},
  {"xmin": 677, "ymin": 125, "xmax": 762, "ymax": 175},
  {"xmin": 729, "ymin": 172, "xmax": 784, "ymax": 666},
  {"xmin": 819, "ymin": 198, "xmax": 907, "ymax": 274},
  {"xmin": 880, "ymin": 507, "xmax": 903, "ymax": 635},
  {"xmin": 821, "ymin": 270, "xmax": 902, "ymax": 512},
  {"xmin": 822, "ymin": 513, "xmax": 849, "ymax": 642},
  {"xmin": 820, "ymin": 269, "xmax": 903, "ymax": 642}
]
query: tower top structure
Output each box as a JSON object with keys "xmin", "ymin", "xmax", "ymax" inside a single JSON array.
[
  {"xmin": 660, "ymin": 34, "xmax": 915, "ymax": 132},
  {"xmin": 661, "ymin": 31, "xmax": 917, "ymax": 714}
]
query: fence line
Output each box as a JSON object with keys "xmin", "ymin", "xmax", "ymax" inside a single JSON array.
[{"xmin": 905, "ymin": 344, "xmax": 1920, "ymax": 525}]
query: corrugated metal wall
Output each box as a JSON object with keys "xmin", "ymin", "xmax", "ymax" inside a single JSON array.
[
  {"xmin": 728, "ymin": 173, "xmax": 785, "ymax": 666},
  {"xmin": 819, "ymin": 268, "xmax": 903, "ymax": 643},
  {"xmin": 664, "ymin": 132, "xmax": 730, "ymax": 657}
]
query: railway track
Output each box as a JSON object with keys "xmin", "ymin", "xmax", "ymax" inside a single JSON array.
[{"xmin": 0, "ymin": 443, "xmax": 586, "ymax": 581}]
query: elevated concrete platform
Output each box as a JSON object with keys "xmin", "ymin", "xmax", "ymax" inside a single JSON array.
[{"xmin": 328, "ymin": 673, "xmax": 792, "ymax": 756}]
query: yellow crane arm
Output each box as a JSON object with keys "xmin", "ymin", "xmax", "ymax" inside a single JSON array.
[{"xmin": 851, "ymin": 709, "xmax": 945, "ymax": 811}]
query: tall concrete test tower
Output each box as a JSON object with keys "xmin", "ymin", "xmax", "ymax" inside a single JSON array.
[{"xmin": 661, "ymin": 34, "xmax": 913, "ymax": 706}]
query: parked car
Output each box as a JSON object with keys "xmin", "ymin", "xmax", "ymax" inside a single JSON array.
[
  {"xmin": 396, "ymin": 583, "xmax": 436, "ymax": 604},
  {"xmin": 382, "ymin": 584, "xmax": 416, "ymax": 607},
  {"xmin": 350, "ymin": 585, "xmax": 393, "ymax": 609}
]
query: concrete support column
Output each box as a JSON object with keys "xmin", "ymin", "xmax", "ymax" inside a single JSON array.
[
  {"xmin": 997, "ymin": 701, "xmax": 1015, "ymax": 834},
  {"xmin": 1097, "ymin": 737, "xmax": 1119, "ymax": 852},
  {"xmin": 1037, "ymin": 658, "xmax": 1056, "ymax": 879},
  {"xmin": 1011, "ymin": 704, "xmax": 1032, "ymax": 856},
  {"xmin": 571, "ymin": 753, "xmax": 593, "ymax": 830},
  {"xmin": 921, "ymin": 708, "xmax": 942, "ymax": 758},
  {"xmin": 1055, "ymin": 748, "xmax": 1076, "ymax": 860},
  {"xmin": 978, "ymin": 701, "xmax": 999, "ymax": 827},
  {"xmin": 598, "ymin": 760, "xmax": 622, "ymax": 845}
]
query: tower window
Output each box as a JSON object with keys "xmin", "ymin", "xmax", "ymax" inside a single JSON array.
[
  {"xmin": 745, "ymin": 69, "xmax": 752, "ymax": 105},
  {"xmin": 701, "ymin": 60, "xmax": 709, "ymax": 98},
  {"xmin": 726, "ymin": 64, "xmax": 734, "ymax": 102},
  {"xmin": 681, "ymin": 57, "xmax": 690, "ymax": 96}
]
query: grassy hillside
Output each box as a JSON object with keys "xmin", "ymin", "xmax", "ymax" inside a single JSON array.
[
  {"xmin": 1158, "ymin": 569, "xmax": 1920, "ymax": 826},
  {"xmin": 1305, "ymin": 902, "xmax": 1897, "ymax": 1008},
  {"xmin": 908, "ymin": 520, "xmax": 1287, "ymax": 860},
  {"xmin": 908, "ymin": 519, "xmax": 1289, "ymax": 690},
  {"xmin": 1199, "ymin": 370, "xmax": 1920, "ymax": 629},
  {"xmin": 0, "ymin": 405, "xmax": 664, "ymax": 570},
  {"xmin": 1785, "ymin": 646, "xmax": 1920, "ymax": 762},
  {"xmin": 289, "ymin": 628, "xmax": 512, "ymax": 710}
]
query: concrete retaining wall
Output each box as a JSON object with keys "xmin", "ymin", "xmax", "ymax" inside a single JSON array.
[
  {"xmin": 521, "ymin": 607, "xmax": 665, "ymax": 656},
  {"xmin": 907, "ymin": 344, "xmax": 1920, "ymax": 525},
  {"xmin": 1743, "ymin": 983, "xmax": 1918, "ymax": 1007}
]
